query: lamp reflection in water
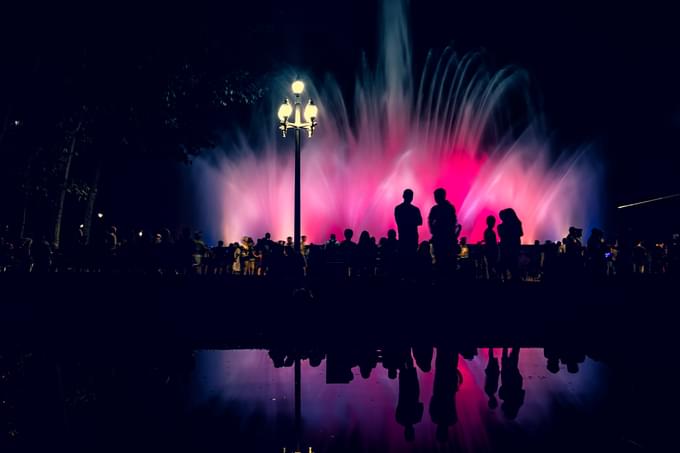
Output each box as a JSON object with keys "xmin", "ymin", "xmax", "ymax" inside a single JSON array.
[{"xmin": 281, "ymin": 357, "xmax": 313, "ymax": 453}]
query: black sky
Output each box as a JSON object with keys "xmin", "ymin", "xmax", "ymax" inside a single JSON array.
[{"xmin": 2, "ymin": 0, "xmax": 679, "ymax": 232}]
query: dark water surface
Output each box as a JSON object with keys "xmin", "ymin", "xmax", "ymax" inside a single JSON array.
[
  {"xmin": 2, "ymin": 273, "xmax": 677, "ymax": 452},
  {"xmin": 2, "ymin": 343, "xmax": 673, "ymax": 452}
]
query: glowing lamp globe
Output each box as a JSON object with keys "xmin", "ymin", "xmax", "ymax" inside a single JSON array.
[
  {"xmin": 304, "ymin": 100, "xmax": 318, "ymax": 122},
  {"xmin": 292, "ymin": 80, "xmax": 305, "ymax": 95},
  {"xmin": 278, "ymin": 99, "xmax": 292, "ymax": 122}
]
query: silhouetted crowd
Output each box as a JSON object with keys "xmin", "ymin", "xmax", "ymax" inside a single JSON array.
[{"xmin": 1, "ymin": 188, "xmax": 678, "ymax": 281}]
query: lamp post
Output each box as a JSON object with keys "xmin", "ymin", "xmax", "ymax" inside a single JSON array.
[{"xmin": 278, "ymin": 80, "xmax": 318, "ymax": 253}]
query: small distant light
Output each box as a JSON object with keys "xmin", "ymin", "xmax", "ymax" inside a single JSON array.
[
  {"xmin": 79, "ymin": 224, "xmax": 84, "ymax": 229},
  {"xmin": 13, "ymin": 120, "xmax": 21, "ymax": 126},
  {"xmin": 138, "ymin": 231, "xmax": 143, "ymax": 237},
  {"xmin": 97, "ymin": 212, "xmax": 104, "ymax": 219}
]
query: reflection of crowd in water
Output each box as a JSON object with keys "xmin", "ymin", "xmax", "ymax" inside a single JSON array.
[
  {"xmin": 1, "ymin": 187, "xmax": 678, "ymax": 280},
  {"xmin": 268, "ymin": 345, "xmax": 586, "ymax": 443}
]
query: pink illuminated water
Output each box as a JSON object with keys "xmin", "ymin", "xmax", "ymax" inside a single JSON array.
[
  {"xmin": 192, "ymin": 349, "xmax": 610, "ymax": 452},
  {"xmin": 193, "ymin": 0, "xmax": 601, "ymax": 244}
]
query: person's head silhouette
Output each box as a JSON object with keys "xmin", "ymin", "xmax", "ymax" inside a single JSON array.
[
  {"xmin": 265, "ymin": 232, "xmax": 271, "ymax": 240},
  {"xmin": 403, "ymin": 189, "xmax": 414, "ymax": 204},
  {"xmin": 344, "ymin": 228, "xmax": 354, "ymax": 241},
  {"xmin": 359, "ymin": 230, "xmax": 370, "ymax": 243},
  {"xmin": 387, "ymin": 229, "xmax": 397, "ymax": 240},
  {"xmin": 486, "ymin": 215, "xmax": 496, "ymax": 228},
  {"xmin": 434, "ymin": 188, "xmax": 446, "ymax": 204},
  {"xmin": 568, "ymin": 226, "xmax": 583, "ymax": 238},
  {"xmin": 499, "ymin": 208, "xmax": 520, "ymax": 224}
]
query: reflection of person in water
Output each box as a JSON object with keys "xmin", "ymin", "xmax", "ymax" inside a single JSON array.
[
  {"xmin": 498, "ymin": 347, "xmax": 525, "ymax": 419},
  {"xmin": 382, "ymin": 345, "xmax": 411, "ymax": 380},
  {"xmin": 544, "ymin": 347, "xmax": 560, "ymax": 374},
  {"xmin": 412, "ymin": 345, "xmax": 433, "ymax": 373},
  {"xmin": 563, "ymin": 349, "xmax": 586, "ymax": 374},
  {"xmin": 395, "ymin": 358, "xmax": 424, "ymax": 442},
  {"xmin": 484, "ymin": 348, "xmax": 500, "ymax": 409},
  {"xmin": 429, "ymin": 348, "xmax": 461, "ymax": 442},
  {"xmin": 358, "ymin": 348, "xmax": 378, "ymax": 379}
]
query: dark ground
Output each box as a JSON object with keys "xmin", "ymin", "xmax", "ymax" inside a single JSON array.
[{"xmin": 0, "ymin": 273, "xmax": 675, "ymax": 350}]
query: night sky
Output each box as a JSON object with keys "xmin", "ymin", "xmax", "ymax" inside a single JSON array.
[{"xmin": 2, "ymin": 0, "xmax": 679, "ymax": 236}]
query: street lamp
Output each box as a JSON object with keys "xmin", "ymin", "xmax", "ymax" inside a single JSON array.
[{"xmin": 278, "ymin": 80, "xmax": 318, "ymax": 253}]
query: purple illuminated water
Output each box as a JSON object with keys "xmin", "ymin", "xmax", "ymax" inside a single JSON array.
[
  {"xmin": 193, "ymin": 0, "xmax": 602, "ymax": 244},
  {"xmin": 191, "ymin": 349, "xmax": 612, "ymax": 452}
]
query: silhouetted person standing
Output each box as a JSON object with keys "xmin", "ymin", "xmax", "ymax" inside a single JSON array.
[
  {"xmin": 565, "ymin": 226, "xmax": 584, "ymax": 276},
  {"xmin": 395, "ymin": 189, "xmax": 423, "ymax": 260},
  {"xmin": 428, "ymin": 188, "xmax": 459, "ymax": 274},
  {"xmin": 256, "ymin": 232, "xmax": 274, "ymax": 275},
  {"xmin": 211, "ymin": 241, "xmax": 229, "ymax": 275},
  {"xmin": 396, "ymin": 359, "xmax": 424, "ymax": 442},
  {"xmin": 498, "ymin": 208, "xmax": 523, "ymax": 281},
  {"xmin": 379, "ymin": 229, "xmax": 399, "ymax": 277},
  {"xmin": 483, "ymin": 215, "xmax": 499, "ymax": 279},
  {"xmin": 356, "ymin": 231, "xmax": 377, "ymax": 278},
  {"xmin": 339, "ymin": 228, "xmax": 357, "ymax": 277},
  {"xmin": 586, "ymin": 228, "xmax": 607, "ymax": 278},
  {"xmin": 632, "ymin": 240, "xmax": 648, "ymax": 274}
]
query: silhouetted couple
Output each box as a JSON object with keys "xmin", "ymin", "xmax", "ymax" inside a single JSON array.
[{"xmin": 395, "ymin": 187, "xmax": 461, "ymax": 274}]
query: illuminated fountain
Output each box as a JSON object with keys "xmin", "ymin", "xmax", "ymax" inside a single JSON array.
[{"xmin": 193, "ymin": 0, "xmax": 601, "ymax": 244}]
